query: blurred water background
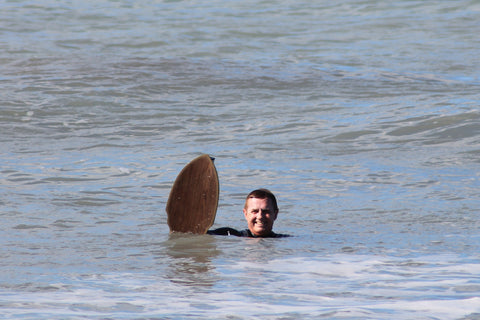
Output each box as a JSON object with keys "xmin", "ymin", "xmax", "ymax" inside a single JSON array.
[{"xmin": 1, "ymin": 0, "xmax": 480, "ymax": 319}]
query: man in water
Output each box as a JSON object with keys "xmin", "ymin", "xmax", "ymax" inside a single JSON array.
[{"xmin": 208, "ymin": 188, "xmax": 287, "ymax": 238}]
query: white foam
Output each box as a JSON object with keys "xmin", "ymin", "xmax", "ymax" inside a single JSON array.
[{"xmin": 2, "ymin": 253, "xmax": 479, "ymax": 319}]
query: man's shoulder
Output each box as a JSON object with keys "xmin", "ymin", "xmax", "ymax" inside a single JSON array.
[
  {"xmin": 207, "ymin": 227, "xmax": 244, "ymax": 236},
  {"xmin": 207, "ymin": 227, "xmax": 290, "ymax": 238},
  {"xmin": 270, "ymin": 232, "xmax": 290, "ymax": 238},
  {"xmin": 239, "ymin": 229, "xmax": 290, "ymax": 238}
]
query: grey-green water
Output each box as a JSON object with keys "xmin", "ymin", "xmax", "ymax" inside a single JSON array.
[{"xmin": 1, "ymin": 1, "xmax": 480, "ymax": 319}]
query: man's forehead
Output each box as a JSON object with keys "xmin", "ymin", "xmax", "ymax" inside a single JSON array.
[{"xmin": 246, "ymin": 197, "xmax": 272, "ymax": 207}]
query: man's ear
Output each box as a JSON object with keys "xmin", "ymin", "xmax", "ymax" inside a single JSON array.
[
  {"xmin": 243, "ymin": 208, "xmax": 247, "ymax": 218},
  {"xmin": 273, "ymin": 209, "xmax": 279, "ymax": 220}
]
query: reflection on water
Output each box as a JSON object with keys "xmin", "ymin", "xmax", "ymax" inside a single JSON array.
[{"xmin": 163, "ymin": 233, "xmax": 221, "ymax": 287}]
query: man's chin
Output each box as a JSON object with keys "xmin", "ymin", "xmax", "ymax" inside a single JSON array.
[{"xmin": 252, "ymin": 226, "xmax": 271, "ymax": 237}]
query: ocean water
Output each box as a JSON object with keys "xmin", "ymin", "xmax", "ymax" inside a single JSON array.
[{"xmin": 1, "ymin": 0, "xmax": 480, "ymax": 319}]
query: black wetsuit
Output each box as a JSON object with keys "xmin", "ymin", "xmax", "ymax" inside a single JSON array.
[{"xmin": 207, "ymin": 227, "xmax": 289, "ymax": 238}]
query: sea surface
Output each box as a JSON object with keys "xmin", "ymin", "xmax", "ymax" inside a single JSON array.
[{"xmin": 1, "ymin": 1, "xmax": 480, "ymax": 319}]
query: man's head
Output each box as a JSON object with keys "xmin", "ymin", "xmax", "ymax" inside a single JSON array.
[{"xmin": 243, "ymin": 189, "xmax": 279, "ymax": 237}]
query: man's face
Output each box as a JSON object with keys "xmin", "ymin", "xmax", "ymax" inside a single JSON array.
[{"xmin": 243, "ymin": 197, "xmax": 278, "ymax": 236}]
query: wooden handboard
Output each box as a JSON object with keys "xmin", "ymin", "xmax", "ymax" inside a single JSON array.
[{"xmin": 166, "ymin": 154, "xmax": 219, "ymax": 234}]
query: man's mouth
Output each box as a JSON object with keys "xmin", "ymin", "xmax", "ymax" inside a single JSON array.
[{"xmin": 255, "ymin": 220, "xmax": 266, "ymax": 227}]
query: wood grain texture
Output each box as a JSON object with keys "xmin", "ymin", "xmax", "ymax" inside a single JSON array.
[{"xmin": 166, "ymin": 154, "xmax": 219, "ymax": 234}]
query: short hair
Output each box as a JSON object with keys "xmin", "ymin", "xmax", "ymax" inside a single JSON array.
[{"xmin": 244, "ymin": 188, "xmax": 278, "ymax": 212}]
